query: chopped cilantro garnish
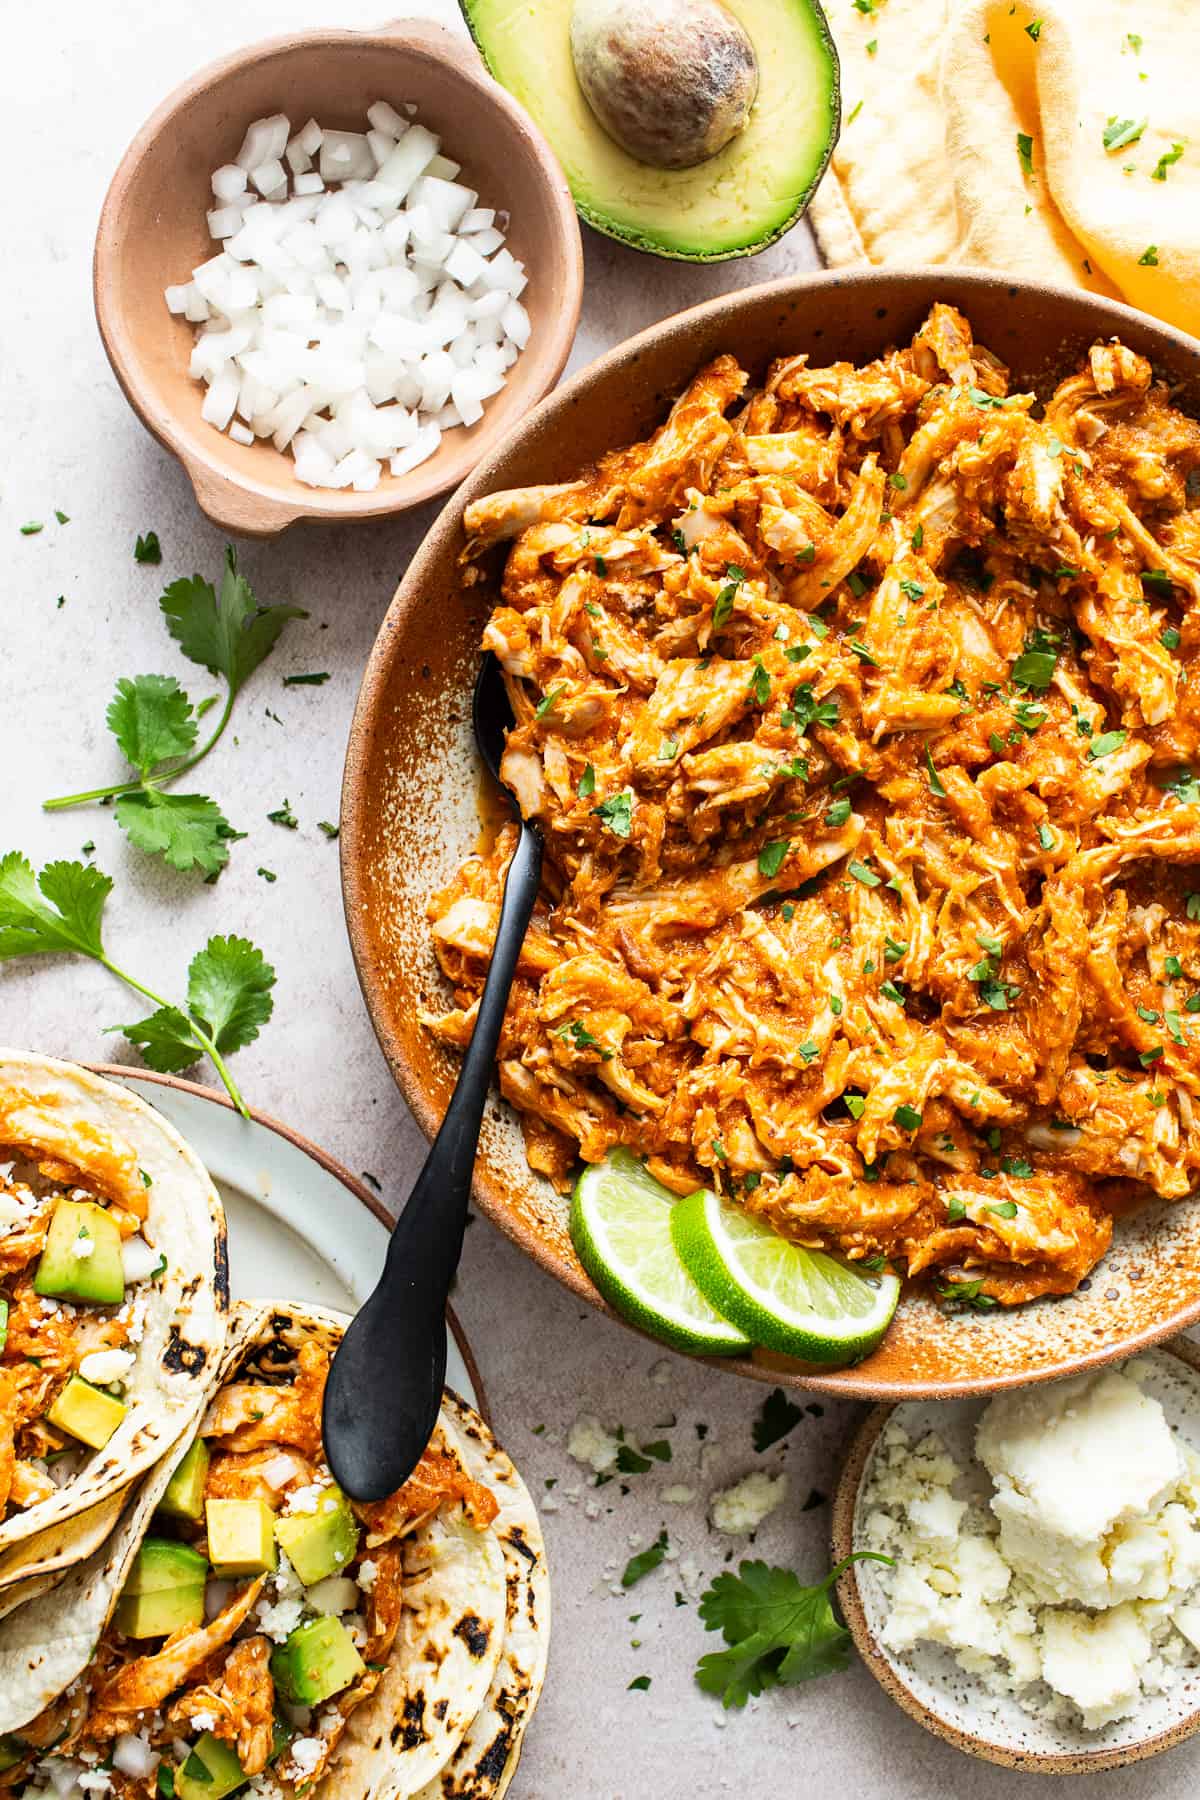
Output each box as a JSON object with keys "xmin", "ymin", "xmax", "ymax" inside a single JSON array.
[
  {"xmin": 1024, "ymin": 17, "xmax": 1042, "ymax": 38},
  {"xmin": 577, "ymin": 763, "xmax": 596, "ymax": 798},
  {"xmin": 535, "ymin": 686, "xmax": 564, "ymax": 719},
  {"xmin": 1153, "ymin": 143, "xmax": 1185, "ymax": 181},
  {"xmin": 1138, "ymin": 244, "xmax": 1160, "ymax": 266},
  {"xmin": 825, "ymin": 798, "xmax": 852, "ymax": 827},
  {"xmin": 893, "ymin": 1104, "xmax": 922, "ymax": 1132},
  {"xmin": 848, "ymin": 860, "xmax": 880, "ymax": 887},
  {"xmin": 757, "ymin": 840, "xmax": 789, "ymax": 879},
  {"xmin": 1088, "ymin": 730, "xmax": 1127, "ymax": 759},
  {"xmin": 1103, "ymin": 116, "xmax": 1147, "ymax": 152},
  {"xmin": 749, "ymin": 657, "xmax": 772, "ymax": 706},
  {"xmin": 1161, "ymin": 625, "xmax": 1182, "ymax": 650},
  {"xmin": 1016, "ymin": 132, "xmax": 1034, "ymax": 176},
  {"xmin": 593, "ymin": 790, "xmax": 634, "ymax": 838}
]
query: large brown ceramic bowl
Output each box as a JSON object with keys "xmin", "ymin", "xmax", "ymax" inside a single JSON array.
[
  {"xmin": 342, "ymin": 266, "xmax": 1200, "ymax": 1399},
  {"xmin": 94, "ymin": 20, "xmax": 583, "ymax": 537}
]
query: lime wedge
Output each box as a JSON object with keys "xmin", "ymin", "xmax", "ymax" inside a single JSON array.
[
  {"xmin": 670, "ymin": 1188, "xmax": 900, "ymax": 1364},
  {"xmin": 570, "ymin": 1152, "xmax": 753, "ymax": 1356}
]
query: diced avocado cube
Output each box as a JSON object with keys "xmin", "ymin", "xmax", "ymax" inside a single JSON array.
[
  {"xmin": 115, "ymin": 1537, "xmax": 209, "ymax": 1638},
  {"xmin": 205, "ymin": 1497, "xmax": 277, "ymax": 1577},
  {"xmin": 270, "ymin": 1616, "xmax": 366, "ymax": 1706},
  {"xmin": 47, "ymin": 1374, "xmax": 127, "ymax": 1449},
  {"xmin": 159, "ymin": 1437, "xmax": 210, "ymax": 1523},
  {"xmin": 274, "ymin": 1485, "xmax": 360, "ymax": 1586},
  {"xmin": 175, "ymin": 1733, "xmax": 246, "ymax": 1800},
  {"xmin": 34, "ymin": 1199, "xmax": 125, "ymax": 1305},
  {"xmin": 0, "ymin": 1738, "xmax": 25, "ymax": 1774}
]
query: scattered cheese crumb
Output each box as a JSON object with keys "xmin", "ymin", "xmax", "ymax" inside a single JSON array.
[
  {"xmin": 709, "ymin": 1471, "xmax": 788, "ymax": 1535},
  {"xmin": 566, "ymin": 1413, "xmax": 621, "ymax": 1477}
]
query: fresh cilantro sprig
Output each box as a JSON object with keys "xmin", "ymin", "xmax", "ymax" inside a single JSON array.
[
  {"xmin": 43, "ymin": 549, "xmax": 305, "ymax": 877},
  {"xmin": 0, "ymin": 852, "xmax": 274, "ymax": 1116},
  {"xmin": 695, "ymin": 1554, "xmax": 892, "ymax": 1707}
]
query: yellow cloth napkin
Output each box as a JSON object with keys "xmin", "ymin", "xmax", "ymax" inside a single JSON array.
[{"xmin": 809, "ymin": 0, "xmax": 1200, "ymax": 337}]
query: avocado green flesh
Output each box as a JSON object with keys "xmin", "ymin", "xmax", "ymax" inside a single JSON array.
[
  {"xmin": 274, "ymin": 1485, "xmax": 359, "ymax": 1586},
  {"xmin": 158, "ymin": 1437, "xmax": 210, "ymax": 1523},
  {"xmin": 271, "ymin": 1616, "xmax": 366, "ymax": 1706},
  {"xmin": 34, "ymin": 1198, "xmax": 125, "ymax": 1305},
  {"xmin": 460, "ymin": 0, "xmax": 839, "ymax": 259},
  {"xmin": 116, "ymin": 1538, "xmax": 209, "ymax": 1638},
  {"xmin": 176, "ymin": 1734, "xmax": 246, "ymax": 1800}
]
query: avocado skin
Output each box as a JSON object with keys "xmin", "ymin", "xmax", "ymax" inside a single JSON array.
[{"xmin": 458, "ymin": 0, "xmax": 841, "ymax": 261}]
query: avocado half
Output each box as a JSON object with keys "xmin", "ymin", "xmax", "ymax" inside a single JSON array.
[{"xmin": 459, "ymin": 0, "xmax": 841, "ymax": 262}]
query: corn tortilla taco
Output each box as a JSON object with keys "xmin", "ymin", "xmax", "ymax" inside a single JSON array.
[
  {"xmin": 412, "ymin": 1391, "xmax": 550, "ymax": 1800},
  {"xmin": 0, "ymin": 1052, "xmax": 228, "ymax": 1588},
  {"xmin": 0, "ymin": 1302, "xmax": 537, "ymax": 1800}
]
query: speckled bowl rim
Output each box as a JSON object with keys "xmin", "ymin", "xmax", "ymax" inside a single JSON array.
[
  {"xmin": 342, "ymin": 263, "xmax": 1200, "ymax": 1401},
  {"xmin": 832, "ymin": 1337, "xmax": 1200, "ymax": 1773}
]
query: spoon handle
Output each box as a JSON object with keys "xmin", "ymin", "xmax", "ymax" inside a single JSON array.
[{"xmin": 381, "ymin": 816, "xmax": 543, "ymax": 1301}]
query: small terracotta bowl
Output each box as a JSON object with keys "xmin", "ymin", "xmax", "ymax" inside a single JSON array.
[
  {"xmin": 94, "ymin": 21, "xmax": 583, "ymax": 537},
  {"xmin": 833, "ymin": 1341, "xmax": 1200, "ymax": 1772}
]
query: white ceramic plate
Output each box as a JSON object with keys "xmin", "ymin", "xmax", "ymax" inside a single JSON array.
[
  {"xmin": 834, "ymin": 1344, "xmax": 1200, "ymax": 1772},
  {"xmin": 93, "ymin": 1065, "xmax": 481, "ymax": 1412}
]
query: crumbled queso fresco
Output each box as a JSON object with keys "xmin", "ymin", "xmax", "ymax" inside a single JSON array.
[{"xmin": 859, "ymin": 1365, "xmax": 1200, "ymax": 1730}]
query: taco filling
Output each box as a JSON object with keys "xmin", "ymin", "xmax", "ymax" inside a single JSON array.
[
  {"xmin": 0, "ymin": 1325, "xmax": 498, "ymax": 1800},
  {"xmin": 0, "ymin": 1146, "xmax": 166, "ymax": 1521}
]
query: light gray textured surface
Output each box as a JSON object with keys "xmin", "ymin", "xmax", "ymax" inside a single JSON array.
[{"xmin": 4, "ymin": 4, "xmax": 1198, "ymax": 1794}]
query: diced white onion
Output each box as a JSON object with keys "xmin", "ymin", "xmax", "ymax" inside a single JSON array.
[
  {"xmin": 121, "ymin": 1235, "xmax": 162, "ymax": 1283},
  {"xmin": 113, "ymin": 1737, "xmax": 160, "ymax": 1780},
  {"xmin": 166, "ymin": 104, "xmax": 530, "ymax": 488}
]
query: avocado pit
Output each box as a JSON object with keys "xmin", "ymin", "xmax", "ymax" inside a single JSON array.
[{"xmin": 569, "ymin": 0, "xmax": 759, "ymax": 171}]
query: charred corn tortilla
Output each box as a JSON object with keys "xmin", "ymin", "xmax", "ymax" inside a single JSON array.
[
  {"xmin": 0, "ymin": 1302, "xmax": 543, "ymax": 1800},
  {"xmin": 412, "ymin": 1392, "xmax": 550, "ymax": 1800},
  {"xmin": 0, "ymin": 1052, "xmax": 227, "ymax": 1585}
]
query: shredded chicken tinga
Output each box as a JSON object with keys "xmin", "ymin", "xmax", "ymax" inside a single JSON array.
[{"xmin": 424, "ymin": 303, "xmax": 1200, "ymax": 1307}]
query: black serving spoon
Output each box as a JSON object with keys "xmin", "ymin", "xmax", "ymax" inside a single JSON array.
[{"xmin": 322, "ymin": 652, "xmax": 543, "ymax": 1499}]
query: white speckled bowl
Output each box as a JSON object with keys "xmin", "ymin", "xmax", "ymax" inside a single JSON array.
[{"xmin": 833, "ymin": 1340, "xmax": 1200, "ymax": 1772}]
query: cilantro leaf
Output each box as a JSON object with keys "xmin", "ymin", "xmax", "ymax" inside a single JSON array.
[
  {"xmin": 106, "ymin": 676, "xmax": 198, "ymax": 776},
  {"xmin": 160, "ymin": 548, "xmax": 307, "ymax": 698},
  {"xmin": 187, "ymin": 935, "xmax": 276, "ymax": 1054},
  {"xmin": 752, "ymin": 1388, "xmax": 804, "ymax": 1453},
  {"xmin": 695, "ymin": 1555, "xmax": 891, "ymax": 1707},
  {"xmin": 45, "ymin": 549, "xmax": 304, "ymax": 877},
  {"xmin": 0, "ymin": 854, "xmax": 111, "ymax": 960},
  {"xmin": 115, "ymin": 792, "xmax": 236, "ymax": 877},
  {"xmin": 0, "ymin": 850, "xmax": 272, "ymax": 1117},
  {"xmin": 118, "ymin": 1006, "xmax": 203, "ymax": 1074},
  {"xmin": 622, "ymin": 1531, "xmax": 669, "ymax": 1588},
  {"xmin": 134, "ymin": 531, "xmax": 162, "ymax": 565},
  {"xmin": 593, "ymin": 791, "xmax": 634, "ymax": 839}
]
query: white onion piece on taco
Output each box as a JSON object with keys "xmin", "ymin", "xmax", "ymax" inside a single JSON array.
[{"xmin": 0, "ymin": 1052, "xmax": 228, "ymax": 1588}]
